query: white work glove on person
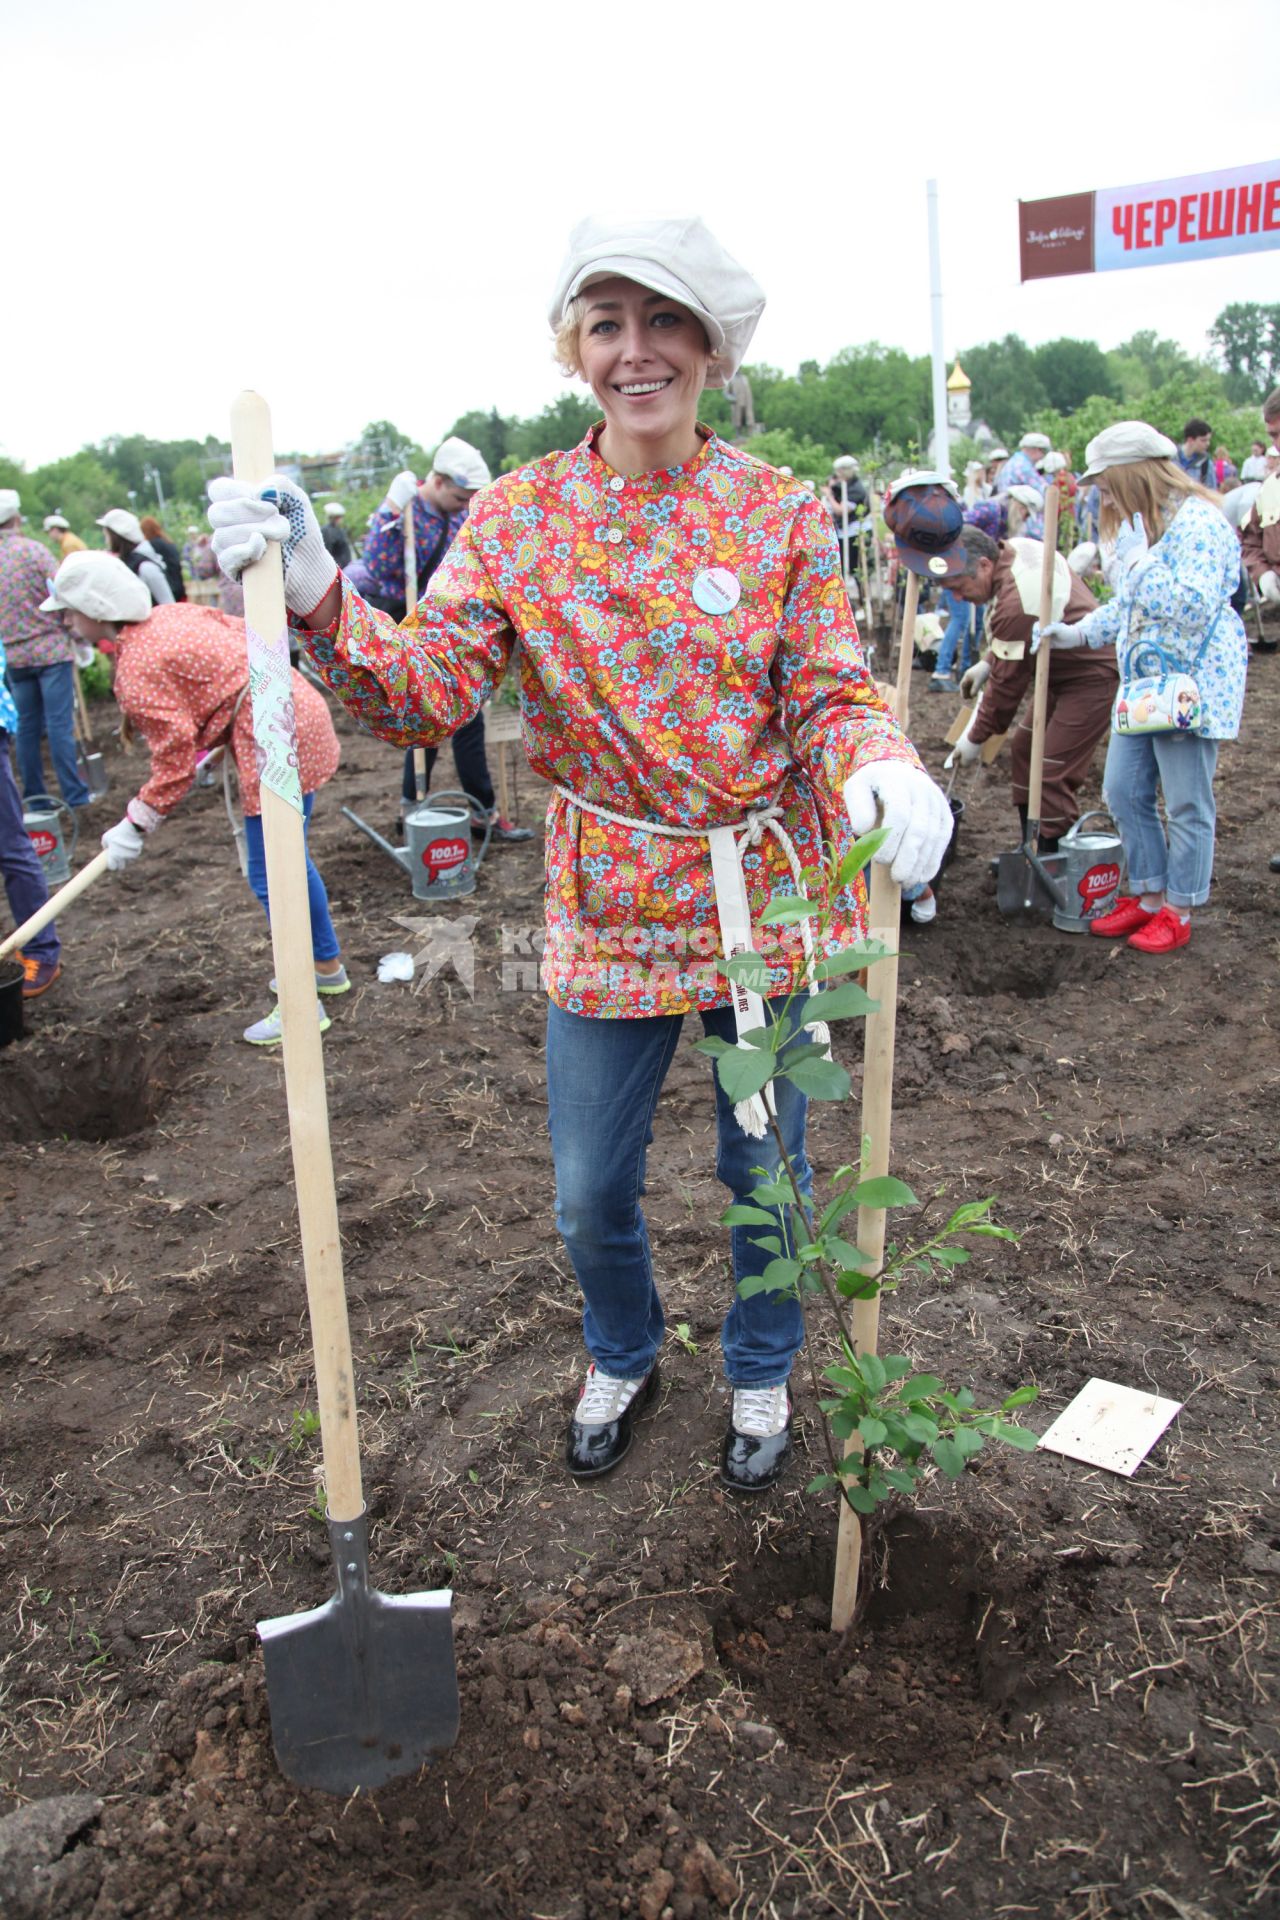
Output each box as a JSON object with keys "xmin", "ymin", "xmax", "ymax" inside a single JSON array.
[
  {"xmin": 1259, "ymin": 570, "xmax": 1280, "ymax": 605},
  {"xmin": 1067, "ymin": 540, "xmax": 1099, "ymax": 576},
  {"xmin": 1031, "ymin": 619, "xmax": 1086, "ymax": 655},
  {"xmin": 944, "ymin": 709, "xmax": 982, "ymax": 770},
  {"xmin": 101, "ymin": 818, "xmax": 146, "ymax": 871},
  {"xmin": 384, "ymin": 469, "xmax": 419, "ymax": 512},
  {"xmin": 207, "ymin": 474, "xmax": 338, "ymax": 617},
  {"xmin": 959, "ymin": 657, "xmax": 990, "ymax": 701},
  {"xmin": 843, "ymin": 761, "xmax": 954, "ymax": 891},
  {"xmin": 73, "ymin": 641, "xmax": 96, "ymax": 670},
  {"xmin": 1102, "ymin": 514, "xmax": 1151, "ymax": 591}
]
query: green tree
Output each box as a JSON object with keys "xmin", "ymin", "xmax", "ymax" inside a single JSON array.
[
  {"xmin": 959, "ymin": 335, "xmax": 1048, "ymax": 442},
  {"xmin": 443, "ymin": 408, "xmax": 511, "ymax": 476},
  {"xmin": 506, "ymin": 393, "xmax": 599, "ymax": 466},
  {"xmin": 1033, "ymin": 338, "xmax": 1117, "ymax": 413},
  {"xmin": 734, "ymin": 428, "xmax": 833, "ymax": 487},
  {"xmin": 1105, "ymin": 329, "xmax": 1200, "ymax": 406},
  {"xmin": 1208, "ymin": 302, "xmax": 1280, "ymax": 402}
]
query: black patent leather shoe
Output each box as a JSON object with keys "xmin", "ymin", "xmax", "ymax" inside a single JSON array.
[
  {"xmin": 564, "ymin": 1362, "xmax": 660, "ymax": 1478},
  {"xmin": 720, "ymin": 1387, "xmax": 793, "ymax": 1492}
]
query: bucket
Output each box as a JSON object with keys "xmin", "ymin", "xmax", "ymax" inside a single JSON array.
[
  {"xmin": 1042, "ymin": 811, "xmax": 1125, "ymax": 935},
  {"xmin": 0, "ymin": 960, "xmax": 24, "ymax": 1048},
  {"xmin": 403, "ymin": 798, "xmax": 482, "ymax": 901},
  {"xmin": 24, "ymin": 797, "xmax": 78, "ymax": 887}
]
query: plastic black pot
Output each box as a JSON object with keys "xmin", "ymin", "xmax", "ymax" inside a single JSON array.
[{"xmin": 0, "ymin": 960, "xmax": 24, "ymax": 1047}]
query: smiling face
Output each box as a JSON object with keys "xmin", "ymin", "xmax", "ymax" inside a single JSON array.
[{"xmin": 576, "ymin": 276, "xmax": 714, "ymax": 462}]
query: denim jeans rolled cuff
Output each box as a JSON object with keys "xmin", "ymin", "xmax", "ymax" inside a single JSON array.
[
  {"xmin": 547, "ymin": 997, "xmax": 810, "ymax": 1389},
  {"xmin": 242, "ymin": 793, "xmax": 341, "ymax": 961},
  {"xmin": 8, "ymin": 661, "xmax": 91, "ymax": 809},
  {"xmin": 1102, "ymin": 729, "xmax": 1219, "ymax": 910}
]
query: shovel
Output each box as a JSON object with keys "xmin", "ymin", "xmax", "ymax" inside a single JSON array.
[
  {"xmin": 73, "ymin": 669, "xmax": 110, "ymax": 802},
  {"xmin": 996, "ymin": 481, "xmax": 1068, "ymax": 920},
  {"xmin": 231, "ymin": 392, "xmax": 459, "ymax": 1794},
  {"xmin": 404, "ymin": 500, "xmax": 428, "ymax": 802},
  {"xmin": 0, "ymin": 849, "xmax": 111, "ymax": 964}
]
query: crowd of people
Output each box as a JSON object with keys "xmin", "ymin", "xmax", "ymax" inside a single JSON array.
[{"xmin": 1, "ymin": 211, "xmax": 1275, "ymax": 1491}]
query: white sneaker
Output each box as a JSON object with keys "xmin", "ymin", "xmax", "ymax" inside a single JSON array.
[
  {"xmin": 731, "ymin": 1383, "xmax": 791, "ymax": 1439},
  {"xmin": 910, "ymin": 891, "xmax": 938, "ymax": 925},
  {"xmin": 269, "ymin": 965, "xmax": 351, "ymax": 997},
  {"xmin": 243, "ymin": 1000, "xmax": 332, "ymax": 1047},
  {"xmin": 575, "ymin": 1365, "xmax": 648, "ymax": 1428}
]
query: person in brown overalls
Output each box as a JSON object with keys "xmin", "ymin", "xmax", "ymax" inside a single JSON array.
[{"xmin": 947, "ymin": 525, "xmax": 1117, "ymax": 852}]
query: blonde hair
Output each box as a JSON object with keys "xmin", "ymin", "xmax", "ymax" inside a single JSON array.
[
  {"xmin": 551, "ymin": 293, "xmax": 722, "ymax": 383},
  {"xmin": 1096, "ymin": 457, "xmax": 1219, "ymax": 542}
]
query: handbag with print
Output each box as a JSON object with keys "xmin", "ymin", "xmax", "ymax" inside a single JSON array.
[{"xmin": 1111, "ymin": 617, "xmax": 1219, "ymax": 737}]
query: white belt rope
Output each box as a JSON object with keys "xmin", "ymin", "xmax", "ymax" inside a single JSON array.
[{"xmin": 555, "ymin": 786, "xmax": 830, "ymax": 1140}]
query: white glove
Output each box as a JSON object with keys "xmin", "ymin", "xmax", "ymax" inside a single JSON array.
[
  {"xmin": 844, "ymin": 760, "xmax": 954, "ymax": 891},
  {"xmin": 1259, "ymin": 570, "xmax": 1280, "ymax": 605},
  {"xmin": 944, "ymin": 709, "xmax": 982, "ymax": 769},
  {"xmin": 1030, "ymin": 620, "xmax": 1085, "ymax": 655},
  {"xmin": 959, "ymin": 658, "xmax": 990, "ymax": 700},
  {"xmin": 385, "ymin": 470, "xmax": 419, "ymax": 512},
  {"xmin": 101, "ymin": 818, "xmax": 146, "ymax": 871},
  {"xmin": 207, "ymin": 474, "xmax": 338, "ymax": 616},
  {"xmin": 1111, "ymin": 514, "xmax": 1149, "ymax": 573},
  {"xmin": 1067, "ymin": 541, "xmax": 1099, "ymax": 575},
  {"xmin": 73, "ymin": 641, "xmax": 96, "ymax": 670}
]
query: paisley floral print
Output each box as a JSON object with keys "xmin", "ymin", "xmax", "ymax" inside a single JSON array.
[{"xmin": 303, "ymin": 427, "xmax": 920, "ymax": 1017}]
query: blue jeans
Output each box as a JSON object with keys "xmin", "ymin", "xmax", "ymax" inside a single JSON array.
[
  {"xmin": 934, "ymin": 592, "xmax": 976, "ymax": 679},
  {"xmin": 1102, "ymin": 730, "xmax": 1220, "ymax": 909},
  {"xmin": 7, "ymin": 662, "xmax": 91, "ymax": 808},
  {"xmin": 242, "ymin": 794, "xmax": 341, "ymax": 961},
  {"xmin": 0, "ymin": 732, "xmax": 58, "ymax": 963},
  {"xmin": 547, "ymin": 998, "xmax": 811, "ymax": 1387}
]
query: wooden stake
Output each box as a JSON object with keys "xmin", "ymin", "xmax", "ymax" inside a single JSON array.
[
  {"xmin": 0, "ymin": 849, "xmax": 109, "ymax": 963},
  {"xmin": 403, "ymin": 500, "xmax": 426, "ymax": 799},
  {"xmin": 231, "ymin": 391, "xmax": 363, "ymax": 1526},
  {"xmin": 830, "ymin": 568, "xmax": 918, "ymax": 1633}
]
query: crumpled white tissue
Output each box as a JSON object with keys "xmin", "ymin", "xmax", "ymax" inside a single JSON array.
[{"xmin": 377, "ymin": 951, "xmax": 415, "ymax": 983}]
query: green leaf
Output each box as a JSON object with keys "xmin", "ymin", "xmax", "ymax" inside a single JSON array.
[
  {"xmin": 995, "ymin": 1422, "xmax": 1040, "ymax": 1451},
  {"xmin": 721, "ymin": 1204, "xmax": 779, "ymax": 1228},
  {"xmin": 715, "ymin": 1048, "xmax": 777, "ymax": 1103},
  {"xmin": 900, "ymin": 1374, "xmax": 945, "ymax": 1402},
  {"xmin": 817, "ymin": 941, "xmax": 895, "ymax": 979},
  {"xmin": 950, "ymin": 1426, "xmax": 985, "ymax": 1459},
  {"xmin": 844, "ymin": 1484, "xmax": 878, "ymax": 1514},
  {"xmin": 931, "ymin": 1437, "xmax": 966, "ymax": 1479},
  {"xmin": 693, "ymin": 1035, "xmax": 729, "ymax": 1057},
  {"xmin": 857, "ymin": 1352, "xmax": 887, "ymax": 1394},
  {"xmin": 930, "ymin": 1247, "xmax": 970, "ymax": 1268},
  {"xmin": 826, "ymin": 1235, "xmax": 871, "ymax": 1269},
  {"xmin": 760, "ymin": 894, "xmax": 821, "ymax": 925},
  {"xmin": 781, "ymin": 1054, "xmax": 852, "ymax": 1100},
  {"xmin": 902, "ymin": 1412, "xmax": 940, "ymax": 1445},
  {"xmin": 806, "ymin": 1474, "xmax": 837, "ymax": 1495},
  {"xmin": 749, "ymin": 1179, "xmax": 796, "ymax": 1207},
  {"xmin": 720, "ymin": 952, "xmax": 773, "ymax": 993},
  {"xmin": 856, "ymin": 1417, "xmax": 887, "ymax": 1447},
  {"xmin": 829, "ymin": 1410, "xmax": 858, "ymax": 1441},
  {"xmin": 851, "ymin": 1175, "xmax": 918, "ymax": 1210},
  {"xmin": 1001, "ymin": 1385, "xmax": 1040, "ymax": 1411},
  {"xmin": 808, "ymin": 983, "xmax": 880, "ymax": 1026},
  {"xmin": 749, "ymin": 1234, "xmax": 783, "ymax": 1256},
  {"xmin": 882, "ymin": 1468, "xmax": 917, "ymax": 1493},
  {"xmin": 937, "ymin": 1387, "xmax": 976, "ymax": 1414},
  {"xmin": 762, "ymin": 1257, "xmax": 802, "ymax": 1293},
  {"xmin": 736, "ymin": 1272, "xmax": 778, "ymax": 1299},
  {"xmin": 836, "ymin": 826, "xmax": 890, "ymax": 887},
  {"xmin": 881, "ymin": 1357, "xmax": 913, "ymax": 1382},
  {"xmin": 822, "ymin": 1365, "xmax": 864, "ymax": 1393}
]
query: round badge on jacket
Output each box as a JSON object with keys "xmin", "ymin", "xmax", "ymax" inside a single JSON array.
[{"xmin": 691, "ymin": 566, "xmax": 741, "ymax": 615}]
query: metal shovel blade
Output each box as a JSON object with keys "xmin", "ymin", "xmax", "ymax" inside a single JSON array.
[
  {"xmin": 996, "ymin": 840, "xmax": 1068, "ymax": 921},
  {"xmin": 258, "ymin": 1515, "xmax": 459, "ymax": 1794},
  {"xmin": 77, "ymin": 745, "xmax": 110, "ymax": 802}
]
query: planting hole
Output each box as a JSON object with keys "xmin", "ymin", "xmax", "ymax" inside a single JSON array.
[{"xmin": 0, "ymin": 1030, "xmax": 175, "ymax": 1143}]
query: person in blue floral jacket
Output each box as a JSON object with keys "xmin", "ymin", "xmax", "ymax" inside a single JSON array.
[{"xmin": 1036, "ymin": 421, "xmax": 1247, "ymax": 955}]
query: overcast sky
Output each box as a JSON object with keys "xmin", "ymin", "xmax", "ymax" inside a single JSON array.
[{"xmin": 6, "ymin": 1, "xmax": 1277, "ymax": 472}]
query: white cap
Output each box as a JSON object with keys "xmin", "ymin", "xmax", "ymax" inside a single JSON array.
[
  {"xmin": 0, "ymin": 488, "xmax": 20, "ymax": 522},
  {"xmin": 1080, "ymin": 420, "xmax": 1178, "ymax": 482},
  {"xmin": 1007, "ymin": 484, "xmax": 1044, "ymax": 509},
  {"xmin": 44, "ymin": 513, "xmax": 70, "ymax": 531},
  {"xmin": 97, "ymin": 506, "xmax": 144, "ymax": 545},
  {"xmin": 892, "ymin": 466, "xmax": 961, "ymax": 502},
  {"xmin": 1019, "ymin": 432, "xmax": 1052, "ymax": 452},
  {"xmin": 323, "ymin": 500, "xmax": 346, "ymax": 518},
  {"xmin": 42, "ymin": 550, "xmax": 152, "ymax": 623},
  {"xmin": 987, "ymin": 446, "xmax": 1009, "ymax": 462},
  {"xmin": 432, "ymin": 436, "xmax": 491, "ymax": 492},
  {"xmin": 1040, "ymin": 451, "xmax": 1067, "ymax": 474},
  {"xmin": 548, "ymin": 214, "xmax": 765, "ymax": 388},
  {"xmin": 187, "ymin": 524, "xmax": 202, "ymax": 535},
  {"xmin": 832, "ymin": 455, "xmax": 860, "ymax": 475}
]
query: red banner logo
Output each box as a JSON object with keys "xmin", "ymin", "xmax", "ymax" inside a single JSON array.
[
  {"xmin": 422, "ymin": 836, "xmax": 469, "ymax": 875},
  {"xmin": 28, "ymin": 829, "xmax": 58, "ymax": 858},
  {"xmin": 1079, "ymin": 863, "xmax": 1121, "ymax": 903}
]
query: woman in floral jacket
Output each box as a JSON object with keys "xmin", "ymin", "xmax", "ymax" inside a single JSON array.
[
  {"xmin": 1037, "ymin": 421, "xmax": 1248, "ymax": 955},
  {"xmin": 209, "ymin": 216, "xmax": 951, "ymax": 1492}
]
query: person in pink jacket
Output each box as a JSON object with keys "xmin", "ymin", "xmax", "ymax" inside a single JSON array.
[{"xmin": 42, "ymin": 551, "xmax": 347, "ymax": 1045}]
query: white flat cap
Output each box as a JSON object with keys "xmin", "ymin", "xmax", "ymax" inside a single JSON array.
[
  {"xmin": 0, "ymin": 488, "xmax": 20, "ymax": 521},
  {"xmin": 833, "ymin": 455, "xmax": 860, "ymax": 475},
  {"xmin": 987, "ymin": 447, "xmax": 1009, "ymax": 462},
  {"xmin": 323, "ymin": 500, "xmax": 346, "ymax": 517},
  {"xmin": 1019, "ymin": 432, "xmax": 1052, "ymax": 452},
  {"xmin": 432, "ymin": 436, "xmax": 491, "ymax": 491},
  {"xmin": 42, "ymin": 551, "xmax": 151, "ymax": 623},
  {"xmin": 548, "ymin": 215, "xmax": 765, "ymax": 388},
  {"xmin": 44, "ymin": 513, "xmax": 70, "ymax": 530},
  {"xmin": 1007, "ymin": 484, "xmax": 1044, "ymax": 509},
  {"xmin": 97, "ymin": 506, "xmax": 144, "ymax": 544},
  {"xmin": 1040, "ymin": 451, "xmax": 1067, "ymax": 474},
  {"xmin": 1080, "ymin": 420, "xmax": 1177, "ymax": 481}
]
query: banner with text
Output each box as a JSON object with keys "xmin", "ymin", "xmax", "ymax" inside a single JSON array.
[{"xmin": 1019, "ymin": 160, "xmax": 1280, "ymax": 281}]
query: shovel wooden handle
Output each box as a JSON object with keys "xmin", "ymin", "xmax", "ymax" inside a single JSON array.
[
  {"xmin": 1025, "ymin": 482, "xmax": 1060, "ymax": 832},
  {"xmin": 0, "ymin": 848, "xmax": 110, "ymax": 963},
  {"xmin": 830, "ymin": 569, "xmax": 917, "ymax": 1632},
  {"xmin": 231, "ymin": 391, "xmax": 363, "ymax": 1525}
]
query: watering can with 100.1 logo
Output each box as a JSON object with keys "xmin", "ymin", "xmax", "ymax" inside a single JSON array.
[{"xmin": 340, "ymin": 792, "xmax": 493, "ymax": 901}]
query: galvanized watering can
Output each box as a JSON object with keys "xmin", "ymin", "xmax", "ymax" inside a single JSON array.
[
  {"xmin": 342, "ymin": 790, "xmax": 493, "ymax": 901},
  {"xmin": 1040, "ymin": 811, "xmax": 1126, "ymax": 935},
  {"xmin": 24, "ymin": 798, "xmax": 78, "ymax": 887}
]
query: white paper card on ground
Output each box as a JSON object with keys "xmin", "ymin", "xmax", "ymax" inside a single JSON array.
[{"xmin": 1037, "ymin": 1377, "xmax": 1183, "ymax": 1477}]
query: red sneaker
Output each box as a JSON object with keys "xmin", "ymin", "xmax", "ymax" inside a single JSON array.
[
  {"xmin": 1089, "ymin": 895, "xmax": 1156, "ymax": 939},
  {"xmin": 1127, "ymin": 906, "xmax": 1191, "ymax": 954}
]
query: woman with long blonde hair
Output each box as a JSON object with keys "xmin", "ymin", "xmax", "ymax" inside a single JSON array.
[{"xmin": 1036, "ymin": 422, "xmax": 1247, "ymax": 954}]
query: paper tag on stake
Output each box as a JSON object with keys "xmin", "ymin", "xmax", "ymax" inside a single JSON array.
[
  {"xmin": 1037, "ymin": 1377, "xmax": 1183, "ymax": 1478},
  {"xmin": 246, "ymin": 623, "xmax": 303, "ymax": 813}
]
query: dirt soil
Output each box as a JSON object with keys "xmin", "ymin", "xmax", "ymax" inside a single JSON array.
[{"xmin": 1, "ymin": 630, "xmax": 1277, "ymax": 1920}]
